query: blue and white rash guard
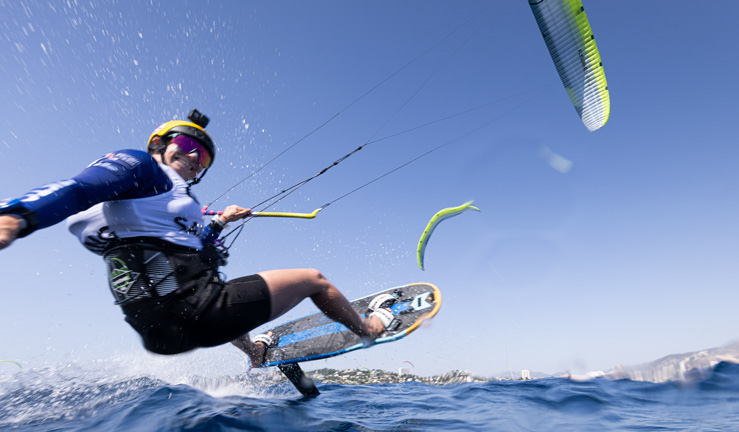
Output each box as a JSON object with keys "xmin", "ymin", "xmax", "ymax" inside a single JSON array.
[{"xmin": 0, "ymin": 150, "xmax": 219, "ymax": 254}]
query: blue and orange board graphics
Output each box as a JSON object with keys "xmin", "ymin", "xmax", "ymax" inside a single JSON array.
[{"xmin": 259, "ymin": 282, "xmax": 441, "ymax": 368}]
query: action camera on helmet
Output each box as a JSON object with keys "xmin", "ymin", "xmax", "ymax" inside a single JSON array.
[{"xmin": 188, "ymin": 109, "xmax": 210, "ymax": 128}]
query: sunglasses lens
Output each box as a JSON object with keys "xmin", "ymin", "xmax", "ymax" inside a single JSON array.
[{"xmin": 169, "ymin": 134, "xmax": 212, "ymax": 168}]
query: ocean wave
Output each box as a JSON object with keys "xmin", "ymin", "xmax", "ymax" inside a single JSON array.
[{"xmin": 3, "ymin": 360, "xmax": 739, "ymax": 431}]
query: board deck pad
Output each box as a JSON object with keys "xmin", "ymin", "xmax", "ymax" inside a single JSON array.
[{"xmin": 259, "ymin": 282, "xmax": 441, "ymax": 368}]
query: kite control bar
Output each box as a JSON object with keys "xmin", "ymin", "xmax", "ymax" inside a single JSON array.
[{"xmin": 201, "ymin": 207, "xmax": 322, "ymax": 219}]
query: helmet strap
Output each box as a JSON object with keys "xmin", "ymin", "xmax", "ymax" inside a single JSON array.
[
  {"xmin": 159, "ymin": 147, "xmax": 168, "ymax": 167},
  {"xmin": 188, "ymin": 168, "xmax": 208, "ymax": 186},
  {"xmin": 149, "ymin": 138, "xmax": 168, "ymax": 166}
]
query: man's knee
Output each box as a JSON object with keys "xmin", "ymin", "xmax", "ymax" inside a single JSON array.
[{"xmin": 304, "ymin": 268, "xmax": 330, "ymax": 289}]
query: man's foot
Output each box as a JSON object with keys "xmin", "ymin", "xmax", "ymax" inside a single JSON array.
[
  {"xmin": 365, "ymin": 313, "xmax": 387, "ymax": 339},
  {"xmin": 248, "ymin": 333, "xmax": 274, "ymax": 368},
  {"xmin": 363, "ymin": 307, "xmax": 394, "ymax": 343},
  {"xmin": 247, "ymin": 342, "xmax": 268, "ymax": 368},
  {"xmin": 363, "ymin": 294, "xmax": 396, "ymax": 341},
  {"xmin": 231, "ymin": 332, "xmax": 273, "ymax": 368}
]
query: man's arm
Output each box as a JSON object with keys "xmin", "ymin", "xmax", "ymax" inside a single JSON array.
[
  {"xmin": 0, "ymin": 150, "xmax": 172, "ymax": 242},
  {"xmin": 200, "ymin": 205, "xmax": 252, "ymax": 244},
  {"xmin": 0, "ymin": 215, "xmax": 23, "ymax": 250}
]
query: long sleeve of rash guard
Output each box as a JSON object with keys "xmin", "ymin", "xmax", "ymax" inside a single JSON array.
[
  {"xmin": 200, "ymin": 225, "xmax": 221, "ymax": 245},
  {"xmin": 0, "ymin": 150, "xmax": 173, "ymax": 238}
]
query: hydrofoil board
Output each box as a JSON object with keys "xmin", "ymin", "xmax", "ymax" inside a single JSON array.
[{"xmin": 258, "ymin": 282, "xmax": 441, "ymax": 396}]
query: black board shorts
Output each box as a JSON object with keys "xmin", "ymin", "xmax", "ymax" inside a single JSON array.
[{"xmin": 110, "ymin": 240, "xmax": 271, "ymax": 354}]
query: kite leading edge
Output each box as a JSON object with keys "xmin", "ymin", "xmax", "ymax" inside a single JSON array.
[{"xmin": 529, "ymin": 0, "xmax": 610, "ymax": 131}]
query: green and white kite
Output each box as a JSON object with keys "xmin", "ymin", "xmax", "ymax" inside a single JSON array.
[
  {"xmin": 528, "ymin": 0, "xmax": 610, "ymax": 131},
  {"xmin": 417, "ymin": 201, "xmax": 480, "ymax": 270}
]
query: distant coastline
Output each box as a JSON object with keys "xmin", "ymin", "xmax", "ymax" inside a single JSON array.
[
  {"xmin": 601, "ymin": 340, "xmax": 739, "ymax": 383},
  {"xmin": 251, "ymin": 341, "xmax": 739, "ymax": 385}
]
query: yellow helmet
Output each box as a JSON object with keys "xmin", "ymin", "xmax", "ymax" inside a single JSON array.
[{"xmin": 147, "ymin": 109, "xmax": 215, "ymax": 167}]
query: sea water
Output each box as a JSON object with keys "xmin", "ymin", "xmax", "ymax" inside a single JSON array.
[{"xmin": 2, "ymin": 358, "xmax": 739, "ymax": 431}]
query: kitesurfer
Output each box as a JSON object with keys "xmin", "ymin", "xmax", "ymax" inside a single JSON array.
[{"xmin": 0, "ymin": 110, "xmax": 390, "ymax": 367}]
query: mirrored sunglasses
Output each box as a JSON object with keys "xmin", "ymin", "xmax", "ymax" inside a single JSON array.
[{"xmin": 169, "ymin": 134, "xmax": 212, "ymax": 169}]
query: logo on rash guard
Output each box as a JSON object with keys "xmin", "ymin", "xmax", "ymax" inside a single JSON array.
[
  {"xmin": 174, "ymin": 217, "xmax": 202, "ymax": 235},
  {"xmin": 93, "ymin": 161, "xmax": 120, "ymax": 173},
  {"xmin": 104, "ymin": 152, "xmax": 139, "ymax": 168},
  {"xmin": 83, "ymin": 226, "xmax": 120, "ymax": 254},
  {"xmin": 20, "ymin": 180, "xmax": 76, "ymax": 202},
  {"xmin": 90, "ymin": 152, "xmax": 139, "ymax": 171}
]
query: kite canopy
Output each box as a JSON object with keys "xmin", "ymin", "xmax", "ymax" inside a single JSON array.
[
  {"xmin": 529, "ymin": 0, "xmax": 610, "ymax": 131},
  {"xmin": 417, "ymin": 201, "xmax": 481, "ymax": 271}
]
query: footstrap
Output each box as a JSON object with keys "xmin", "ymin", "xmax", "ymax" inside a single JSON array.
[
  {"xmin": 369, "ymin": 308, "xmax": 395, "ymax": 328},
  {"xmin": 253, "ymin": 333, "xmax": 275, "ymax": 348},
  {"xmin": 368, "ymin": 293, "xmax": 395, "ymax": 312}
]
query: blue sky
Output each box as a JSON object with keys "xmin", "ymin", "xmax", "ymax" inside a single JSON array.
[{"xmin": 1, "ymin": 1, "xmax": 738, "ymax": 378}]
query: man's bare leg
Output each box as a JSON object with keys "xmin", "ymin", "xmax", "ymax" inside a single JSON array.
[
  {"xmin": 231, "ymin": 269, "xmax": 387, "ymax": 367},
  {"xmin": 260, "ymin": 268, "xmax": 385, "ymax": 338}
]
